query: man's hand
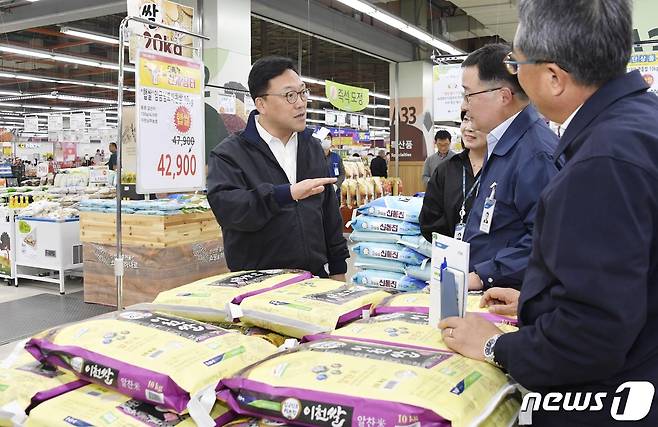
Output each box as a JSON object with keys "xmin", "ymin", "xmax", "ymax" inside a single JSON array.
[
  {"xmin": 438, "ymin": 314, "xmax": 503, "ymax": 361},
  {"xmin": 290, "ymin": 178, "xmax": 337, "ymax": 201},
  {"xmin": 329, "ymin": 274, "xmax": 346, "ymax": 282},
  {"xmin": 468, "ymin": 272, "xmax": 484, "ymax": 291},
  {"xmin": 480, "ymin": 287, "xmax": 520, "ymax": 316}
]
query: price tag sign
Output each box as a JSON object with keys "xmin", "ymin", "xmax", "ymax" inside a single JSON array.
[
  {"xmin": 135, "ymin": 49, "xmax": 205, "ymax": 193},
  {"xmin": 89, "ymin": 166, "xmax": 110, "ymax": 184}
]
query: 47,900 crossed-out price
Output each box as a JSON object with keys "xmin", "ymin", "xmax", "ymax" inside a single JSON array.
[{"xmin": 157, "ymin": 153, "xmax": 197, "ymax": 180}]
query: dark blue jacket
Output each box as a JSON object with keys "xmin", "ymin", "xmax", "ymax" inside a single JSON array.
[
  {"xmin": 207, "ymin": 111, "xmax": 349, "ymax": 277},
  {"xmin": 496, "ymin": 71, "xmax": 658, "ymax": 426},
  {"xmin": 464, "ymin": 105, "xmax": 559, "ymax": 288}
]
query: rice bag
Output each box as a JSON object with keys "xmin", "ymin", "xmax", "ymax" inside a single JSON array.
[
  {"xmin": 398, "ymin": 234, "xmax": 433, "ymax": 257},
  {"xmin": 238, "ymin": 278, "xmax": 390, "ymax": 338},
  {"xmin": 150, "ymin": 270, "xmax": 312, "ymax": 322},
  {"xmin": 351, "ymin": 270, "xmax": 428, "ymax": 292},
  {"xmin": 349, "ymin": 215, "xmax": 420, "ymax": 236},
  {"xmin": 0, "ymin": 343, "xmax": 87, "ymax": 427},
  {"xmin": 374, "ymin": 293, "xmax": 518, "ymax": 327},
  {"xmin": 353, "ymin": 255, "xmax": 406, "ymax": 273},
  {"xmin": 25, "ymin": 310, "xmax": 277, "ymax": 426},
  {"xmin": 348, "ymin": 230, "xmax": 402, "ymax": 244},
  {"xmin": 405, "ymin": 262, "xmax": 431, "ymax": 282},
  {"xmin": 210, "ymin": 321, "xmax": 288, "ymax": 348},
  {"xmin": 352, "ymin": 242, "xmax": 428, "ymax": 266},
  {"xmin": 357, "ymin": 196, "xmax": 424, "ymax": 223},
  {"xmin": 216, "ymin": 337, "xmax": 519, "ymax": 427},
  {"xmin": 225, "ymin": 418, "xmax": 291, "ymax": 426},
  {"xmin": 24, "ymin": 383, "xmax": 236, "ymax": 427}
]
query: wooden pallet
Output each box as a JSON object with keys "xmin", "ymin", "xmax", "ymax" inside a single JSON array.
[{"xmin": 80, "ymin": 211, "xmax": 220, "ymax": 248}]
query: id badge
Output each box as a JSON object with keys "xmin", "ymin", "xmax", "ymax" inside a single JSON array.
[
  {"xmin": 479, "ymin": 197, "xmax": 496, "ymax": 234},
  {"xmin": 454, "ymin": 223, "xmax": 466, "ymax": 240},
  {"xmin": 333, "ymin": 166, "xmax": 340, "ymax": 176}
]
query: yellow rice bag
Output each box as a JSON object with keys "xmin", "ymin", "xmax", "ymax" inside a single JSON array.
[
  {"xmin": 25, "ymin": 310, "xmax": 277, "ymax": 426},
  {"xmin": 25, "ymin": 383, "xmax": 236, "ymax": 427},
  {"xmin": 217, "ymin": 337, "xmax": 518, "ymax": 427},
  {"xmin": 238, "ymin": 278, "xmax": 390, "ymax": 338},
  {"xmin": 150, "ymin": 270, "xmax": 312, "ymax": 322},
  {"xmin": 0, "ymin": 343, "xmax": 85, "ymax": 427},
  {"xmin": 375, "ymin": 292, "xmax": 518, "ymax": 329}
]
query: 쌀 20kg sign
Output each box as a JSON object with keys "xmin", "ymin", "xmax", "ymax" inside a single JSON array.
[{"xmin": 135, "ymin": 49, "xmax": 205, "ymax": 193}]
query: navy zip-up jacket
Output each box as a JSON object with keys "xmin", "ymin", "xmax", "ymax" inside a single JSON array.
[
  {"xmin": 496, "ymin": 71, "xmax": 658, "ymax": 426},
  {"xmin": 464, "ymin": 105, "xmax": 559, "ymax": 289},
  {"xmin": 207, "ymin": 111, "xmax": 348, "ymax": 277}
]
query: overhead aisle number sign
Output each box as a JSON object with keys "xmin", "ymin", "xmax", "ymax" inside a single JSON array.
[{"xmin": 135, "ymin": 48, "xmax": 205, "ymax": 193}]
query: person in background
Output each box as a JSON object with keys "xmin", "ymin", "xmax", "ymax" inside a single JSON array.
[
  {"xmin": 370, "ymin": 149, "xmax": 388, "ymax": 177},
  {"xmin": 206, "ymin": 56, "xmax": 348, "ymax": 280},
  {"xmin": 107, "ymin": 143, "xmax": 117, "ymax": 171},
  {"xmin": 322, "ymin": 134, "xmax": 345, "ymax": 202},
  {"xmin": 459, "ymin": 43, "xmax": 558, "ymax": 291},
  {"xmin": 93, "ymin": 149, "xmax": 103, "ymax": 165},
  {"xmin": 422, "ymin": 129, "xmax": 456, "ymax": 187},
  {"xmin": 420, "ymin": 112, "xmax": 487, "ymax": 241},
  {"xmin": 440, "ymin": 1, "xmax": 658, "ymax": 425}
]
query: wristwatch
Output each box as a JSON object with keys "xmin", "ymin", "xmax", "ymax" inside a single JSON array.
[{"xmin": 483, "ymin": 334, "xmax": 502, "ymax": 368}]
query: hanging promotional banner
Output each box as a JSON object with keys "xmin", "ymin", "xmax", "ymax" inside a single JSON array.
[
  {"xmin": 217, "ymin": 93, "xmax": 237, "ymax": 114},
  {"xmin": 325, "ymin": 80, "xmax": 369, "ymax": 112},
  {"xmin": 90, "ymin": 111, "xmax": 107, "ymax": 129},
  {"xmin": 69, "ymin": 113, "xmax": 86, "ymax": 130},
  {"xmin": 628, "ymin": 52, "xmax": 658, "ymax": 95},
  {"xmin": 349, "ymin": 114, "xmax": 359, "ymax": 128},
  {"xmin": 47, "ymin": 115, "xmax": 63, "ymax": 132},
  {"xmin": 336, "ymin": 111, "xmax": 347, "ymax": 127},
  {"xmin": 433, "ymin": 64, "xmax": 463, "ymax": 122},
  {"xmin": 359, "ymin": 115, "xmax": 369, "ymax": 131},
  {"xmin": 135, "ymin": 49, "xmax": 205, "ymax": 193},
  {"xmin": 324, "ymin": 111, "xmax": 336, "ymax": 126},
  {"xmin": 127, "ymin": 0, "xmax": 195, "ymax": 63},
  {"xmin": 24, "ymin": 117, "xmax": 39, "ymax": 133}
]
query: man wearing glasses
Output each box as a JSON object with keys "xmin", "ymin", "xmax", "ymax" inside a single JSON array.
[
  {"xmin": 440, "ymin": 0, "xmax": 658, "ymax": 425},
  {"xmin": 207, "ymin": 56, "xmax": 348, "ymax": 280},
  {"xmin": 459, "ymin": 43, "xmax": 558, "ymax": 291}
]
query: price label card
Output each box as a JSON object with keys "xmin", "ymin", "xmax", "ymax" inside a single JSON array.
[{"xmin": 135, "ymin": 49, "xmax": 205, "ymax": 193}]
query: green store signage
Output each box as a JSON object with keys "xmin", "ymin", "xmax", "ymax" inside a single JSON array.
[{"xmin": 325, "ymin": 80, "xmax": 370, "ymax": 112}]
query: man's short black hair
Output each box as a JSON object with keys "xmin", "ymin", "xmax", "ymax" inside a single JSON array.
[
  {"xmin": 109, "ymin": 142, "xmax": 117, "ymax": 149},
  {"xmin": 434, "ymin": 130, "xmax": 452, "ymax": 141},
  {"xmin": 248, "ymin": 56, "xmax": 298, "ymax": 100},
  {"xmin": 462, "ymin": 43, "xmax": 527, "ymax": 99}
]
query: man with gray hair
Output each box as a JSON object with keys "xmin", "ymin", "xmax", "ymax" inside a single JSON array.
[{"xmin": 439, "ymin": 1, "xmax": 658, "ymax": 425}]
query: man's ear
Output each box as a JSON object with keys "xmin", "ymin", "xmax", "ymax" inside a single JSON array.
[
  {"xmin": 255, "ymin": 96, "xmax": 266, "ymax": 115},
  {"xmin": 545, "ymin": 63, "xmax": 568, "ymax": 97}
]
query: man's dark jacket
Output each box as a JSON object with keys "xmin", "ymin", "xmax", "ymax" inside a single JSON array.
[
  {"xmin": 207, "ymin": 111, "xmax": 348, "ymax": 277},
  {"xmin": 496, "ymin": 70, "xmax": 658, "ymax": 426}
]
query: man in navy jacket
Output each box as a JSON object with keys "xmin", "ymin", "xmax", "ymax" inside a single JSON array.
[
  {"xmin": 440, "ymin": 1, "xmax": 658, "ymax": 425},
  {"xmin": 207, "ymin": 56, "xmax": 349, "ymax": 279},
  {"xmin": 460, "ymin": 44, "xmax": 558, "ymax": 290}
]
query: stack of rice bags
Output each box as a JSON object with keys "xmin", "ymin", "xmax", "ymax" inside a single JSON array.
[
  {"xmin": 216, "ymin": 294, "xmax": 521, "ymax": 426},
  {"xmin": 349, "ymin": 196, "xmax": 432, "ymax": 292}
]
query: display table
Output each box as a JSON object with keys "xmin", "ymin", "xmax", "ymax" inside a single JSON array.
[
  {"xmin": 0, "ymin": 212, "xmax": 16, "ymax": 282},
  {"xmin": 14, "ymin": 217, "xmax": 82, "ymax": 294},
  {"xmin": 80, "ymin": 211, "xmax": 228, "ymax": 307}
]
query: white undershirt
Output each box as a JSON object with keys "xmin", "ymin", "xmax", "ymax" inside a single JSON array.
[
  {"xmin": 255, "ymin": 116, "xmax": 298, "ymax": 184},
  {"xmin": 560, "ymin": 104, "xmax": 584, "ymax": 131},
  {"xmin": 486, "ymin": 111, "xmax": 522, "ymax": 159}
]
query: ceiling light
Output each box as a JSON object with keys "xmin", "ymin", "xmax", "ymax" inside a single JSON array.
[
  {"xmin": 370, "ymin": 11, "xmax": 407, "ymax": 30},
  {"xmin": 60, "ymin": 27, "xmax": 120, "ymax": 45},
  {"xmin": 52, "ymin": 55, "xmax": 101, "ymax": 68},
  {"xmin": 0, "ymin": 45, "xmax": 52, "ymax": 59},
  {"xmin": 403, "ymin": 26, "xmax": 433, "ymax": 44},
  {"xmin": 334, "ymin": 0, "xmax": 376, "ymax": 15},
  {"xmin": 0, "ymin": 44, "xmax": 135, "ymax": 73},
  {"xmin": 0, "ymin": 90, "xmax": 21, "ymax": 96}
]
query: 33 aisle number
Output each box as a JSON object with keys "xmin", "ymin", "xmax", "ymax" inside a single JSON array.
[{"xmin": 157, "ymin": 154, "xmax": 197, "ymax": 180}]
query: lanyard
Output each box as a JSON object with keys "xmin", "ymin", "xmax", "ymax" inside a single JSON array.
[{"xmin": 459, "ymin": 166, "xmax": 481, "ymax": 223}]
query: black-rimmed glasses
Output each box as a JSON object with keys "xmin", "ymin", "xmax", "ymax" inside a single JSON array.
[
  {"xmin": 463, "ymin": 87, "xmax": 504, "ymax": 104},
  {"xmin": 260, "ymin": 88, "xmax": 310, "ymax": 104},
  {"xmin": 504, "ymin": 52, "xmax": 570, "ymax": 75}
]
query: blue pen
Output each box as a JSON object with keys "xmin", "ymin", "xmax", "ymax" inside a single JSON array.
[{"xmin": 440, "ymin": 257, "xmax": 447, "ymax": 282}]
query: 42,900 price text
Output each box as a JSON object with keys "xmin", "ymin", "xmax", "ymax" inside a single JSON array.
[{"xmin": 157, "ymin": 154, "xmax": 197, "ymax": 180}]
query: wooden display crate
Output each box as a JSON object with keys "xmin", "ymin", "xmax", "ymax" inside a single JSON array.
[
  {"xmin": 80, "ymin": 211, "xmax": 220, "ymax": 248},
  {"xmin": 81, "ymin": 211, "xmax": 229, "ymax": 307}
]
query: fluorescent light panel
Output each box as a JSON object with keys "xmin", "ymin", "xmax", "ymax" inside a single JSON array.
[{"xmin": 60, "ymin": 27, "xmax": 120, "ymax": 45}]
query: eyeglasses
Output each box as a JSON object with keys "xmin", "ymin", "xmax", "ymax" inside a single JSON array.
[
  {"xmin": 260, "ymin": 88, "xmax": 310, "ymax": 104},
  {"xmin": 504, "ymin": 52, "xmax": 570, "ymax": 75},
  {"xmin": 463, "ymin": 87, "xmax": 504, "ymax": 104}
]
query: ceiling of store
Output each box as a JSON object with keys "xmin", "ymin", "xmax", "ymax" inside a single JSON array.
[{"xmin": 0, "ymin": 0, "xmax": 518, "ymax": 130}]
